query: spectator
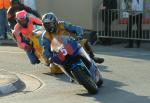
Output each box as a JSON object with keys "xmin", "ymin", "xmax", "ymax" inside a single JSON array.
[
  {"xmin": 125, "ymin": 0, "xmax": 143, "ymax": 48},
  {"xmin": 7, "ymin": 0, "xmax": 41, "ymax": 30},
  {"xmin": 101, "ymin": 0, "xmax": 118, "ymax": 45},
  {"xmin": 0, "ymin": 0, "xmax": 10, "ymax": 40}
]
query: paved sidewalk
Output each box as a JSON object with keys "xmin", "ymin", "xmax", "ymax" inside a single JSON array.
[{"xmin": 0, "ymin": 70, "xmax": 24, "ymax": 96}]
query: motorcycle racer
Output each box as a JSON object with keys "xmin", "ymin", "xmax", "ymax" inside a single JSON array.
[
  {"xmin": 13, "ymin": 10, "xmax": 42, "ymax": 64},
  {"xmin": 41, "ymin": 12, "xmax": 104, "ymax": 66}
]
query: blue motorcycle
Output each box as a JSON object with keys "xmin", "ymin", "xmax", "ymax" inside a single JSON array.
[{"xmin": 50, "ymin": 35, "xmax": 103, "ymax": 94}]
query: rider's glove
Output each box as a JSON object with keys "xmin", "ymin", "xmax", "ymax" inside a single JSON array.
[
  {"xmin": 76, "ymin": 35, "xmax": 83, "ymax": 41},
  {"xmin": 45, "ymin": 58, "xmax": 53, "ymax": 67},
  {"xmin": 48, "ymin": 58, "xmax": 53, "ymax": 63}
]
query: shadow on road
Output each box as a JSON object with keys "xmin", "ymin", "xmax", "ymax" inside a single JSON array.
[
  {"xmin": 94, "ymin": 44, "xmax": 150, "ymax": 61},
  {"xmin": 77, "ymin": 78, "xmax": 150, "ymax": 103},
  {"xmin": 98, "ymin": 65, "xmax": 112, "ymax": 73},
  {"xmin": 43, "ymin": 73, "xmax": 69, "ymax": 83},
  {"xmin": 43, "ymin": 64, "xmax": 109, "ymax": 83}
]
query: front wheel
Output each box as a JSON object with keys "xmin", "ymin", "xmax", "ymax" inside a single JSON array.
[
  {"xmin": 72, "ymin": 66, "xmax": 98, "ymax": 94},
  {"xmin": 96, "ymin": 69, "xmax": 103, "ymax": 87},
  {"xmin": 97, "ymin": 79, "xmax": 103, "ymax": 87}
]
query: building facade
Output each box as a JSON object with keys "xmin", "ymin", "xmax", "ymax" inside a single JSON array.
[
  {"xmin": 35, "ymin": 0, "xmax": 93, "ymax": 30},
  {"xmin": 24, "ymin": 0, "xmax": 150, "ymax": 32}
]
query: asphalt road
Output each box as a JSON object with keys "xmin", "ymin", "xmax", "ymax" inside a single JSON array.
[{"xmin": 0, "ymin": 45, "xmax": 150, "ymax": 103}]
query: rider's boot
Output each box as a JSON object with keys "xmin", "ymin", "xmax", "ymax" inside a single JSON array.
[{"xmin": 84, "ymin": 41, "xmax": 104, "ymax": 64}]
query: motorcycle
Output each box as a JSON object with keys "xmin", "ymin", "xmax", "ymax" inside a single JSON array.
[{"xmin": 50, "ymin": 35, "xmax": 103, "ymax": 94}]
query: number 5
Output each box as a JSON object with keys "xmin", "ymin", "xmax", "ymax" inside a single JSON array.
[{"xmin": 60, "ymin": 48, "xmax": 67, "ymax": 56}]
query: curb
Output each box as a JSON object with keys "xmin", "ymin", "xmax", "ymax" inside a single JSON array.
[
  {"xmin": 0, "ymin": 70, "xmax": 24, "ymax": 96},
  {"xmin": 0, "ymin": 40, "xmax": 17, "ymax": 46},
  {"xmin": 17, "ymin": 72, "xmax": 44, "ymax": 92}
]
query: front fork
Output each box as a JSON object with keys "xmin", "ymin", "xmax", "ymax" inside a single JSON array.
[
  {"xmin": 78, "ymin": 47, "xmax": 101, "ymax": 82},
  {"xmin": 89, "ymin": 60, "xmax": 101, "ymax": 82}
]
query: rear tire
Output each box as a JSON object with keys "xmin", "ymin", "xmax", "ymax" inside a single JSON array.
[{"xmin": 72, "ymin": 66, "xmax": 98, "ymax": 94}]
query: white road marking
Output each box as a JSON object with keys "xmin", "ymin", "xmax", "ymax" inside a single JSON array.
[{"xmin": 0, "ymin": 51, "xmax": 25, "ymax": 54}]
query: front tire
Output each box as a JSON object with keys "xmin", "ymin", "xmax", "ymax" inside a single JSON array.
[
  {"xmin": 97, "ymin": 79, "xmax": 103, "ymax": 87},
  {"xmin": 96, "ymin": 69, "xmax": 103, "ymax": 87},
  {"xmin": 72, "ymin": 66, "xmax": 98, "ymax": 94}
]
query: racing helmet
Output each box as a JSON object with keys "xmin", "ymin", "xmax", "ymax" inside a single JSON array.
[
  {"xmin": 42, "ymin": 12, "xmax": 58, "ymax": 33},
  {"xmin": 16, "ymin": 10, "xmax": 29, "ymax": 28}
]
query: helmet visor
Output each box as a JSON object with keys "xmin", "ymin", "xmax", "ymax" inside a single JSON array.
[
  {"xmin": 18, "ymin": 18, "xmax": 28, "ymax": 27},
  {"xmin": 44, "ymin": 22, "xmax": 56, "ymax": 33}
]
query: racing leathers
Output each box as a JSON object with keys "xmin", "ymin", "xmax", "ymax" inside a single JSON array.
[
  {"xmin": 41, "ymin": 21, "xmax": 84, "ymax": 65},
  {"xmin": 14, "ymin": 16, "xmax": 42, "ymax": 64}
]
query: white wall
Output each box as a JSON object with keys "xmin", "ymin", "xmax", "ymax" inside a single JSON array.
[
  {"xmin": 92, "ymin": 0, "xmax": 103, "ymax": 31},
  {"xmin": 36, "ymin": 0, "xmax": 93, "ymax": 30},
  {"xmin": 23, "ymin": 0, "xmax": 36, "ymax": 10}
]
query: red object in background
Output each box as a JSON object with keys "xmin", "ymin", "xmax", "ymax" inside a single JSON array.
[
  {"xmin": 119, "ymin": 18, "xmax": 128, "ymax": 24},
  {"xmin": 119, "ymin": 17, "xmax": 150, "ymax": 24},
  {"xmin": 143, "ymin": 17, "xmax": 150, "ymax": 24}
]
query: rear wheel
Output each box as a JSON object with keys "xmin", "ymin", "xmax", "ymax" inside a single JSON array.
[{"xmin": 72, "ymin": 66, "xmax": 98, "ymax": 94}]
